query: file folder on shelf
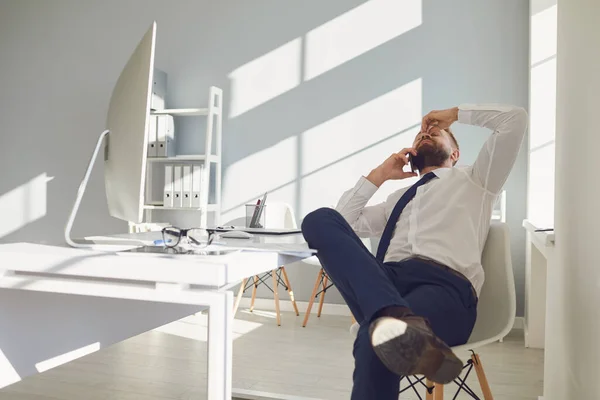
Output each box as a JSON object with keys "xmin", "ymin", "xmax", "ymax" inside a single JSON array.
[
  {"xmin": 156, "ymin": 115, "xmax": 175, "ymax": 157},
  {"xmin": 191, "ymin": 164, "xmax": 204, "ymax": 208},
  {"xmin": 163, "ymin": 164, "xmax": 173, "ymax": 208},
  {"xmin": 172, "ymin": 165, "xmax": 183, "ymax": 208},
  {"xmin": 147, "ymin": 115, "xmax": 158, "ymax": 157},
  {"xmin": 182, "ymin": 165, "xmax": 192, "ymax": 208}
]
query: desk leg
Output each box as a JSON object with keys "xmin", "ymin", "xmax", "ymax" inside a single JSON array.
[
  {"xmin": 207, "ymin": 290, "xmax": 233, "ymax": 400},
  {"xmin": 525, "ymin": 233, "xmax": 547, "ymax": 349}
]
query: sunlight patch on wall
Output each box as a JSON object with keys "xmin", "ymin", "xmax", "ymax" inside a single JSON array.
[
  {"xmin": 0, "ymin": 349, "xmax": 21, "ymax": 388},
  {"xmin": 528, "ymin": 1, "xmax": 556, "ymax": 227},
  {"xmin": 531, "ymin": 4, "xmax": 557, "ymax": 65},
  {"xmin": 300, "ymin": 125, "xmax": 420, "ymax": 217},
  {"xmin": 304, "ymin": 0, "xmax": 422, "ymax": 80},
  {"xmin": 222, "ymin": 136, "xmax": 297, "ymax": 222},
  {"xmin": 228, "ymin": 38, "xmax": 302, "ymax": 118},
  {"xmin": 0, "ymin": 173, "xmax": 53, "ymax": 239},
  {"xmin": 530, "ymin": 58, "xmax": 556, "ymax": 150},
  {"xmin": 301, "ymin": 78, "xmax": 421, "ymax": 176},
  {"xmin": 35, "ymin": 342, "xmax": 100, "ymax": 373}
]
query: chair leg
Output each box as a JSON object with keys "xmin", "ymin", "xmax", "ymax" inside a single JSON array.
[
  {"xmin": 302, "ymin": 268, "xmax": 323, "ymax": 327},
  {"xmin": 317, "ymin": 273, "xmax": 328, "ymax": 317},
  {"xmin": 434, "ymin": 383, "xmax": 444, "ymax": 400},
  {"xmin": 425, "ymin": 380, "xmax": 443, "ymax": 400},
  {"xmin": 233, "ymin": 278, "xmax": 247, "ymax": 315},
  {"xmin": 280, "ymin": 266, "xmax": 299, "ymax": 316},
  {"xmin": 272, "ymin": 270, "xmax": 281, "ymax": 326},
  {"xmin": 426, "ymin": 379, "xmax": 434, "ymax": 400},
  {"xmin": 250, "ymin": 275, "xmax": 258, "ymax": 312},
  {"xmin": 472, "ymin": 353, "xmax": 493, "ymax": 400}
]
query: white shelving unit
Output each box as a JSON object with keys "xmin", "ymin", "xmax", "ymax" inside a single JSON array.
[
  {"xmin": 146, "ymin": 155, "xmax": 220, "ymax": 163},
  {"xmin": 152, "ymin": 108, "xmax": 210, "ymax": 116},
  {"xmin": 138, "ymin": 86, "xmax": 223, "ymax": 230}
]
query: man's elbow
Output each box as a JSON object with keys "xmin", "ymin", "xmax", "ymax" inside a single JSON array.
[{"xmin": 510, "ymin": 106, "xmax": 529, "ymax": 133}]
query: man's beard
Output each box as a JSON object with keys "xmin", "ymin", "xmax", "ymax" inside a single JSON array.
[{"xmin": 411, "ymin": 143, "xmax": 451, "ymax": 172}]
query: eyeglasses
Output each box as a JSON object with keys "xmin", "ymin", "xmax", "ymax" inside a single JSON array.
[{"xmin": 161, "ymin": 226, "xmax": 216, "ymax": 249}]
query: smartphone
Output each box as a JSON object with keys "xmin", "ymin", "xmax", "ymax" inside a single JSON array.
[
  {"xmin": 408, "ymin": 153, "xmax": 416, "ymax": 173},
  {"xmin": 408, "ymin": 153, "xmax": 424, "ymax": 173}
]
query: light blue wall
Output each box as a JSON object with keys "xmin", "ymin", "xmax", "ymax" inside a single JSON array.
[{"xmin": 0, "ymin": 0, "xmax": 529, "ymax": 314}]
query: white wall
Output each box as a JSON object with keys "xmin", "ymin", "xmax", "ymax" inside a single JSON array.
[
  {"xmin": 0, "ymin": 0, "xmax": 531, "ymax": 313},
  {"xmin": 551, "ymin": 0, "xmax": 600, "ymax": 398},
  {"xmin": 0, "ymin": 4, "xmax": 531, "ymax": 385}
]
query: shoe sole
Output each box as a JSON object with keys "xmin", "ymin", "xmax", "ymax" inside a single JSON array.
[{"xmin": 369, "ymin": 317, "xmax": 463, "ymax": 384}]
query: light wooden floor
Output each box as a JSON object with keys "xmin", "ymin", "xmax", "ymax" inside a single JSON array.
[{"xmin": 0, "ymin": 310, "xmax": 543, "ymax": 399}]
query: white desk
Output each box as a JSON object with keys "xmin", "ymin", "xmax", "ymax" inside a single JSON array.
[
  {"xmin": 522, "ymin": 219, "xmax": 555, "ymax": 349},
  {"xmin": 0, "ymin": 235, "xmax": 315, "ymax": 400}
]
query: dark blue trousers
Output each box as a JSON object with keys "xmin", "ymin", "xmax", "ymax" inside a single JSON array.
[{"xmin": 301, "ymin": 208, "xmax": 478, "ymax": 400}]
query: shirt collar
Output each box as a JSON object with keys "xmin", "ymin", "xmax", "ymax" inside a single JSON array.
[{"xmin": 420, "ymin": 167, "xmax": 452, "ymax": 179}]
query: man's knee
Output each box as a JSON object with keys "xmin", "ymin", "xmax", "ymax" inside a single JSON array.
[{"xmin": 301, "ymin": 207, "xmax": 340, "ymax": 241}]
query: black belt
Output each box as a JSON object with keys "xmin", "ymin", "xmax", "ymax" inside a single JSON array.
[{"xmin": 406, "ymin": 256, "xmax": 478, "ymax": 299}]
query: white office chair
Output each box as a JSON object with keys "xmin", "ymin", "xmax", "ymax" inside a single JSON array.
[
  {"xmin": 350, "ymin": 222, "xmax": 516, "ymax": 399},
  {"xmin": 231, "ymin": 202, "xmax": 300, "ymax": 326}
]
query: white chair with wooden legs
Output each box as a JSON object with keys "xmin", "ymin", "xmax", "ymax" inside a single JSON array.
[
  {"xmin": 231, "ymin": 202, "xmax": 300, "ymax": 326},
  {"xmin": 302, "ymin": 237, "xmax": 372, "ymax": 327},
  {"xmin": 302, "ymin": 259, "xmax": 330, "ymax": 327},
  {"xmin": 350, "ymin": 222, "xmax": 516, "ymax": 399}
]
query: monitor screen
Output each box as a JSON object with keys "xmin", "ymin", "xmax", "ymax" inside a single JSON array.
[{"xmin": 104, "ymin": 22, "xmax": 156, "ymax": 224}]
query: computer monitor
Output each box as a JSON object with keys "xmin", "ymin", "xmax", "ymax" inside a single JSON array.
[
  {"xmin": 65, "ymin": 22, "xmax": 156, "ymax": 247},
  {"xmin": 105, "ymin": 22, "xmax": 155, "ymax": 223}
]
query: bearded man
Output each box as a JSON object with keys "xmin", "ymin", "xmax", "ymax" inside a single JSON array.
[{"xmin": 300, "ymin": 104, "xmax": 527, "ymax": 400}]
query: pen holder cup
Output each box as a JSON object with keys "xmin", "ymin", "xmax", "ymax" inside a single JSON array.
[{"xmin": 245, "ymin": 204, "xmax": 267, "ymax": 228}]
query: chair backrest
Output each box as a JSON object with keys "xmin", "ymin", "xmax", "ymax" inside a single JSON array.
[
  {"xmin": 224, "ymin": 202, "xmax": 297, "ymax": 229},
  {"xmin": 264, "ymin": 202, "xmax": 297, "ymax": 229},
  {"xmin": 348, "ymin": 222, "xmax": 516, "ymax": 347},
  {"xmin": 466, "ymin": 221, "xmax": 516, "ymax": 345}
]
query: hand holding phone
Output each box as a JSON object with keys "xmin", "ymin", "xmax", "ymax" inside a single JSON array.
[{"xmin": 367, "ymin": 148, "xmax": 418, "ymax": 186}]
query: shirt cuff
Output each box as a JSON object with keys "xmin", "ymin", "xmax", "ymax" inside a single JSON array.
[
  {"xmin": 356, "ymin": 176, "xmax": 379, "ymax": 198},
  {"xmin": 458, "ymin": 106, "xmax": 472, "ymax": 125}
]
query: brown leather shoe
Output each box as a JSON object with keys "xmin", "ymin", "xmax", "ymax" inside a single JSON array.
[{"xmin": 369, "ymin": 315, "xmax": 463, "ymax": 384}]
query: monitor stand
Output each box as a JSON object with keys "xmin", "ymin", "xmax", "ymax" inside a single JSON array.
[
  {"xmin": 64, "ymin": 130, "xmax": 110, "ymax": 247},
  {"xmin": 64, "ymin": 129, "xmax": 146, "ymax": 249},
  {"xmin": 64, "ymin": 130, "xmax": 157, "ymax": 249}
]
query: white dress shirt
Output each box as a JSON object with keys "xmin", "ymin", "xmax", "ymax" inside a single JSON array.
[{"xmin": 335, "ymin": 104, "xmax": 528, "ymax": 297}]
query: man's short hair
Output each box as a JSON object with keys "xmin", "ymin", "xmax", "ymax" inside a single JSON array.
[
  {"xmin": 445, "ymin": 127, "xmax": 459, "ymax": 165},
  {"xmin": 445, "ymin": 127, "xmax": 459, "ymax": 151}
]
